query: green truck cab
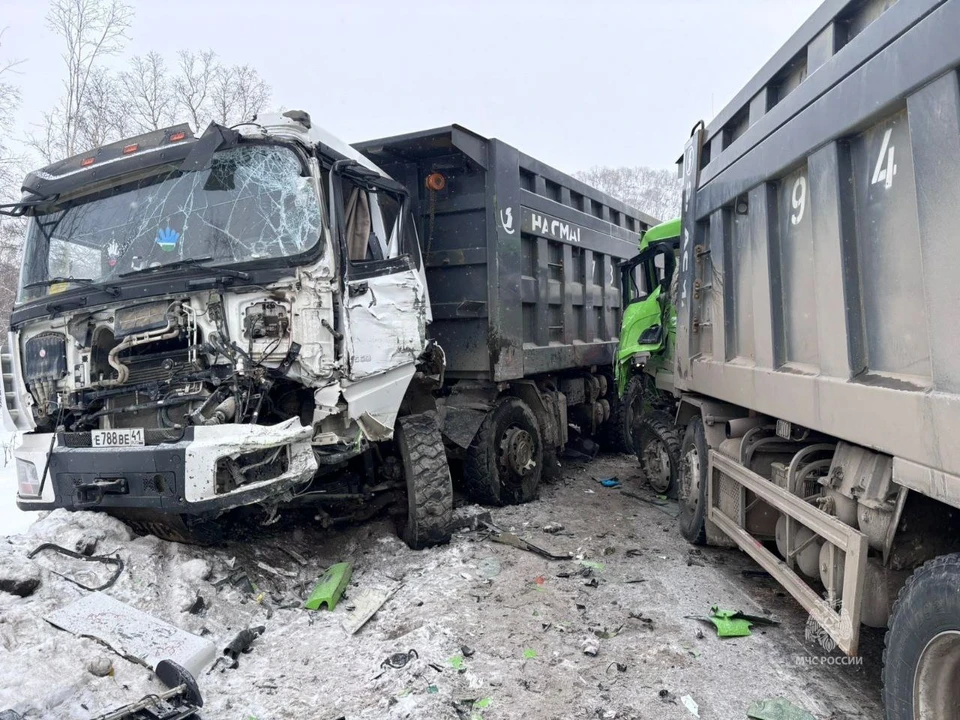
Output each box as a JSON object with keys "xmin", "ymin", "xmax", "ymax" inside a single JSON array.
[{"xmin": 612, "ymin": 217, "xmax": 682, "ymax": 494}]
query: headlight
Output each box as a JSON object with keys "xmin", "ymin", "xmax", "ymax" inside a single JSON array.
[{"xmin": 16, "ymin": 458, "xmax": 40, "ymax": 497}]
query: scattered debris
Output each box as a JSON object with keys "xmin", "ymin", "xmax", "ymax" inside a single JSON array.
[
  {"xmin": 45, "ymin": 592, "xmax": 216, "ymax": 677},
  {"xmin": 0, "ymin": 553, "xmax": 40, "ymax": 597},
  {"xmin": 620, "ymin": 490, "xmax": 681, "ymax": 518},
  {"xmin": 93, "ymin": 660, "xmax": 203, "ymax": 720},
  {"xmin": 582, "ymin": 637, "xmax": 600, "ymax": 656},
  {"xmin": 597, "ymin": 477, "xmax": 622, "ymax": 488},
  {"xmin": 625, "ymin": 549, "xmax": 643, "ymax": 558},
  {"xmin": 185, "ymin": 594, "xmax": 206, "ymax": 616},
  {"xmin": 26, "ymin": 543, "xmax": 124, "ymax": 592},
  {"xmin": 451, "ymin": 507, "xmax": 493, "ymax": 532},
  {"xmin": 687, "ymin": 605, "xmax": 781, "ymax": 638},
  {"xmin": 579, "ymin": 560, "xmax": 605, "ymax": 572},
  {"xmin": 681, "ymin": 694, "xmax": 700, "ymax": 717},
  {"xmin": 485, "ymin": 522, "xmax": 573, "ymax": 560},
  {"xmin": 593, "ymin": 626, "xmax": 622, "ymax": 639},
  {"xmin": 255, "ymin": 560, "xmax": 298, "ymax": 579},
  {"xmin": 477, "ymin": 557, "xmax": 502, "ymax": 579},
  {"xmin": 381, "ymin": 649, "xmax": 418, "ymax": 670},
  {"xmin": 87, "ymin": 657, "xmax": 113, "ymax": 677},
  {"xmin": 221, "ymin": 626, "xmax": 266, "ymax": 670},
  {"xmin": 303, "ymin": 562, "xmax": 352, "ymax": 611},
  {"xmin": 542, "ymin": 522, "xmax": 565, "ymax": 534},
  {"xmin": 449, "ymin": 654, "xmax": 465, "ymax": 670},
  {"xmin": 341, "ymin": 587, "xmax": 395, "ymax": 635},
  {"xmin": 0, "ymin": 711, "xmax": 23, "ymax": 720},
  {"xmin": 659, "ymin": 689, "xmax": 676, "ymax": 704},
  {"xmin": 584, "ymin": 578, "xmax": 601, "ymax": 588},
  {"xmin": 605, "ymin": 661, "xmax": 627, "ymax": 674},
  {"xmin": 522, "ymin": 648, "xmax": 537, "ymax": 659},
  {"xmin": 747, "ymin": 697, "xmax": 816, "ymax": 720},
  {"xmin": 460, "ymin": 645, "xmax": 475, "ymax": 658},
  {"xmin": 278, "ymin": 546, "xmax": 308, "ymax": 566}
]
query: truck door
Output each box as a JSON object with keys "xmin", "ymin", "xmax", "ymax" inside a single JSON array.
[{"xmin": 330, "ymin": 166, "xmax": 430, "ymax": 434}]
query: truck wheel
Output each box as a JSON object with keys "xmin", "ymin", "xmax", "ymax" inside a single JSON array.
[
  {"xmin": 395, "ymin": 413, "xmax": 453, "ymax": 550},
  {"xmin": 883, "ymin": 553, "xmax": 960, "ymax": 719},
  {"xmin": 600, "ymin": 375, "xmax": 644, "ymax": 454},
  {"xmin": 464, "ymin": 397, "xmax": 542, "ymax": 506},
  {"xmin": 678, "ymin": 416, "xmax": 708, "ymax": 545},
  {"xmin": 637, "ymin": 411, "xmax": 681, "ymax": 497}
]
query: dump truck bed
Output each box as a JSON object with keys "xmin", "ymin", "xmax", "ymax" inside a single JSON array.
[
  {"xmin": 676, "ymin": 0, "xmax": 960, "ymax": 487},
  {"xmin": 355, "ymin": 126, "xmax": 658, "ymax": 382}
]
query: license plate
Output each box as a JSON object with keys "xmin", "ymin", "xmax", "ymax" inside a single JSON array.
[{"xmin": 91, "ymin": 428, "xmax": 145, "ymax": 448}]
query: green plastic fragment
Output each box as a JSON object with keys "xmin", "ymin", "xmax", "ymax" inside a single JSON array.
[
  {"xmin": 449, "ymin": 655, "xmax": 464, "ymax": 670},
  {"xmin": 427, "ymin": 685, "xmax": 439, "ymax": 694},
  {"xmin": 579, "ymin": 560, "xmax": 605, "ymax": 572},
  {"xmin": 474, "ymin": 698, "xmax": 492, "ymax": 709},
  {"xmin": 747, "ymin": 697, "xmax": 816, "ymax": 720},
  {"xmin": 709, "ymin": 605, "xmax": 753, "ymax": 637},
  {"xmin": 523, "ymin": 648, "xmax": 537, "ymax": 659},
  {"xmin": 303, "ymin": 562, "xmax": 353, "ymax": 611}
]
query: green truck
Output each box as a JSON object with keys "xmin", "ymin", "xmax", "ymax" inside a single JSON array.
[{"xmin": 612, "ymin": 217, "xmax": 681, "ymax": 494}]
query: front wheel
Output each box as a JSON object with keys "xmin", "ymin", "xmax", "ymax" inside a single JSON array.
[
  {"xmin": 677, "ymin": 416, "xmax": 708, "ymax": 545},
  {"xmin": 600, "ymin": 375, "xmax": 644, "ymax": 454},
  {"xmin": 395, "ymin": 413, "xmax": 453, "ymax": 550},
  {"xmin": 464, "ymin": 397, "xmax": 543, "ymax": 506},
  {"xmin": 883, "ymin": 553, "xmax": 960, "ymax": 719},
  {"xmin": 636, "ymin": 411, "xmax": 681, "ymax": 497}
]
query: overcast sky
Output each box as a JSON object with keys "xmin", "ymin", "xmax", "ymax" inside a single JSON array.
[{"xmin": 2, "ymin": 0, "xmax": 822, "ymax": 174}]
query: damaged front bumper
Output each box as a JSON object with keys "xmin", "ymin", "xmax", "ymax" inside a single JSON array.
[{"xmin": 15, "ymin": 418, "xmax": 318, "ymax": 515}]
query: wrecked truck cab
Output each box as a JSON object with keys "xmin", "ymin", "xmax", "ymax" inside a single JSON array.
[{"xmin": 2, "ymin": 111, "xmax": 452, "ymax": 549}]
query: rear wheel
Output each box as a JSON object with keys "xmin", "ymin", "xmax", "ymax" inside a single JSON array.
[
  {"xmin": 637, "ymin": 411, "xmax": 681, "ymax": 497},
  {"xmin": 883, "ymin": 553, "xmax": 960, "ymax": 720},
  {"xmin": 677, "ymin": 416, "xmax": 708, "ymax": 545},
  {"xmin": 600, "ymin": 375, "xmax": 644, "ymax": 454},
  {"xmin": 464, "ymin": 397, "xmax": 542, "ymax": 506},
  {"xmin": 395, "ymin": 413, "xmax": 453, "ymax": 550}
]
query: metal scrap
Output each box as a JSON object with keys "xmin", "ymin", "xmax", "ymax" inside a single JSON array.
[
  {"xmin": 27, "ymin": 543, "xmax": 124, "ymax": 592},
  {"xmin": 483, "ymin": 521, "xmax": 572, "ymax": 560},
  {"xmin": 381, "ymin": 649, "xmax": 418, "ymax": 670}
]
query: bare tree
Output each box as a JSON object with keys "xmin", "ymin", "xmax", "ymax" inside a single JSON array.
[
  {"xmin": 574, "ymin": 166, "xmax": 682, "ymax": 223},
  {"xmin": 173, "ymin": 49, "xmax": 217, "ymax": 132},
  {"xmin": 209, "ymin": 63, "xmax": 269, "ymax": 126},
  {"xmin": 76, "ymin": 66, "xmax": 129, "ymax": 150},
  {"xmin": 120, "ymin": 51, "xmax": 172, "ymax": 133},
  {"xmin": 0, "ymin": 27, "xmax": 25, "ymax": 329},
  {"xmin": 30, "ymin": 0, "xmax": 133, "ymax": 161}
]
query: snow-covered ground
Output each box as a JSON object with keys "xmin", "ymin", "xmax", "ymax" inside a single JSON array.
[
  {"xmin": 0, "ymin": 432, "xmax": 34, "ymax": 537},
  {"xmin": 0, "ymin": 454, "xmax": 883, "ymax": 719}
]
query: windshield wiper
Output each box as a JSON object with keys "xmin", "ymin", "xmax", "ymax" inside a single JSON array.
[
  {"xmin": 119, "ymin": 256, "xmax": 249, "ymax": 280},
  {"xmin": 24, "ymin": 277, "xmax": 96, "ymax": 289}
]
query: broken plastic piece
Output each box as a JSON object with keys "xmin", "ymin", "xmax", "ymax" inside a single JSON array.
[
  {"xmin": 222, "ymin": 626, "xmax": 265, "ymax": 669},
  {"xmin": 688, "ymin": 605, "xmax": 780, "ymax": 638},
  {"xmin": 304, "ymin": 562, "xmax": 353, "ymax": 611},
  {"xmin": 746, "ymin": 697, "xmax": 816, "ymax": 720},
  {"xmin": 598, "ymin": 477, "xmax": 621, "ymax": 488},
  {"xmin": 341, "ymin": 587, "xmax": 395, "ymax": 635},
  {"xmin": 681, "ymin": 695, "xmax": 700, "ymax": 718}
]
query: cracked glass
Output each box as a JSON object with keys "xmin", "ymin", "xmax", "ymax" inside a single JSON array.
[{"xmin": 18, "ymin": 144, "xmax": 323, "ymax": 303}]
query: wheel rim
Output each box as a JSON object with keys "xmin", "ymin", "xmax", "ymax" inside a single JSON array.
[
  {"xmin": 500, "ymin": 426, "xmax": 536, "ymax": 479},
  {"xmin": 642, "ymin": 438, "xmax": 672, "ymax": 493},
  {"xmin": 679, "ymin": 446, "xmax": 700, "ymax": 512},
  {"xmin": 914, "ymin": 630, "xmax": 960, "ymax": 717}
]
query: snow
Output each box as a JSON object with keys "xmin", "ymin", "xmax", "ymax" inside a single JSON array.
[
  {"xmin": 0, "ymin": 455, "xmax": 884, "ymax": 719},
  {"xmin": 0, "ymin": 432, "xmax": 35, "ymax": 537}
]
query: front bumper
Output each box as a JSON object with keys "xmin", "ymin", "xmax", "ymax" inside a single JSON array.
[{"xmin": 15, "ymin": 419, "xmax": 318, "ymax": 514}]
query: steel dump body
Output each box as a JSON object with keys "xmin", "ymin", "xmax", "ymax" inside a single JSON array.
[
  {"xmin": 676, "ymin": 0, "xmax": 960, "ymax": 494},
  {"xmin": 356, "ymin": 126, "xmax": 658, "ymax": 382}
]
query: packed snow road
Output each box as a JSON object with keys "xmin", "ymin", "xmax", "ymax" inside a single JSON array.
[{"xmin": 0, "ymin": 453, "xmax": 882, "ymax": 719}]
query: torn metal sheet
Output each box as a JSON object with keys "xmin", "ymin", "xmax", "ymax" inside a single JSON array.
[
  {"xmin": 341, "ymin": 587, "xmax": 395, "ymax": 635},
  {"xmin": 45, "ymin": 592, "xmax": 216, "ymax": 677}
]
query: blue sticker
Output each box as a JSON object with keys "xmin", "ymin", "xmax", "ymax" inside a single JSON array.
[{"xmin": 155, "ymin": 227, "xmax": 180, "ymax": 252}]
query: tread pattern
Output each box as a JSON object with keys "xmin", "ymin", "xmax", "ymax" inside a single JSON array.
[
  {"xmin": 599, "ymin": 376, "xmax": 644, "ymax": 454},
  {"xmin": 882, "ymin": 552, "xmax": 960, "ymax": 719},
  {"xmin": 398, "ymin": 412, "xmax": 453, "ymax": 549},
  {"xmin": 637, "ymin": 410, "xmax": 682, "ymax": 496},
  {"xmin": 678, "ymin": 418, "xmax": 708, "ymax": 545},
  {"xmin": 463, "ymin": 397, "xmax": 542, "ymax": 506}
]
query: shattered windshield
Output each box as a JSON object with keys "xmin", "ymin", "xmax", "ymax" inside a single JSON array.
[{"xmin": 17, "ymin": 144, "xmax": 323, "ymax": 303}]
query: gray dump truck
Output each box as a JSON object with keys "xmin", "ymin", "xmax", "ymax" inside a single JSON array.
[
  {"xmin": 0, "ymin": 117, "xmax": 652, "ymax": 547},
  {"xmin": 658, "ymin": 1, "xmax": 960, "ymax": 717}
]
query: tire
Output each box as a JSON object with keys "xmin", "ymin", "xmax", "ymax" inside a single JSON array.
[
  {"xmin": 677, "ymin": 416, "xmax": 708, "ymax": 545},
  {"xmin": 883, "ymin": 553, "xmax": 960, "ymax": 719},
  {"xmin": 395, "ymin": 412, "xmax": 453, "ymax": 550},
  {"xmin": 600, "ymin": 375, "xmax": 644, "ymax": 454},
  {"xmin": 464, "ymin": 397, "xmax": 542, "ymax": 506},
  {"xmin": 637, "ymin": 410, "xmax": 682, "ymax": 497}
]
